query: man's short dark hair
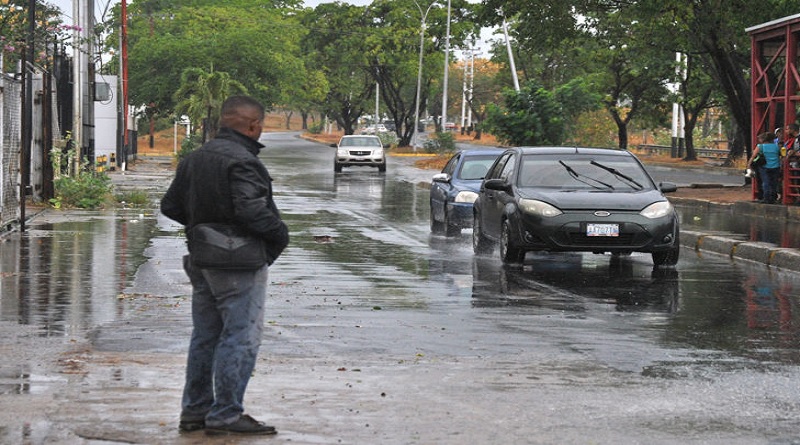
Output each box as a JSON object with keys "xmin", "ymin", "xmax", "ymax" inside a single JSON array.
[
  {"xmin": 221, "ymin": 95, "xmax": 265, "ymax": 120},
  {"xmin": 789, "ymin": 123, "xmax": 800, "ymax": 132}
]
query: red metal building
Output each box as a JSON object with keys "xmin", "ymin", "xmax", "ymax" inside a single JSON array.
[{"xmin": 747, "ymin": 14, "xmax": 800, "ymax": 203}]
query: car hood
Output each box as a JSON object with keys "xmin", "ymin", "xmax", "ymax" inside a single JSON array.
[
  {"xmin": 517, "ymin": 187, "xmax": 667, "ymax": 211},
  {"xmin": 452, "ymin": 179, "xmax": 483, "ymax": 193}
]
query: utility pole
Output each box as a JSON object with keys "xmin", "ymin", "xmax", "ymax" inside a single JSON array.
[
  {"xmin": 21, "ymin": 0, "xmax": 36, "ymax": 232},
  {"xmin": 412, "ymin": 0, "xmax": 437, "ymax": 151},
  {"xmin": 121, "ymin": 0, "xmax": 129, "ymax": 170},
  {"xmin": 72, "ymin": 0, "xmax": 83, "ymax": 176},
  {"xmin": 502, "ymin": 17, "xmax": 520, "ymax": 92},
  {"xmin": 440, "ymin": 0, "xmax": 451, "ymax": 132}
]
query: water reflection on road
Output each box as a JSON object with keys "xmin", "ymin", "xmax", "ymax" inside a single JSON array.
[
  {"xmin": 0, "ymin": 210, "xmax": 157, "ymax": 336},
  {"xmin": 676, "ymin": 201, "xmax": 800, "ymax": 247}
]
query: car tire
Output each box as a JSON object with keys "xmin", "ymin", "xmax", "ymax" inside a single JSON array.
[
  {"xmin": 652, "ymin": 232, "xmax": 680, "ymax": 267},
  {"xmin": 472, "ymin": 212, "xmax": 494, "ymax": 254},
  {"xmin": 334, "ymin": 162, "xmax": 343, "ymax": 173},
  {"xmin": 430, "ymin": 205, "xmax": 445, "ymax": 235},
  {"xmin": 444, "ymin": 212, "xmax": 460, "ymax": 237},
  {"xmin": 378, "ymin": 163, "xmax": 386, "ymax": 173},
  {"xmin": 500, "ymin": 220, "xmax": 525, "ymax": 264}
]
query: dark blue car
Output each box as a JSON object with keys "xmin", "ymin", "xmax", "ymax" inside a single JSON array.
[{"xmin": 430, "ymin": 148, "xmax": 504, "ymax": 236}]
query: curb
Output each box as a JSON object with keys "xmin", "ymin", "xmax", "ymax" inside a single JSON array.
[{"xmin": 682, "ymin": 230, "xmax": 800, "ymax": 272}]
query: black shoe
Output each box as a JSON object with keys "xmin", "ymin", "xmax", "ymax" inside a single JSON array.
[
  {"xmin": 205, "ymin": 414, "xmax": 277, "ymax": 436},
  {"xmin": 178, "ymin": 419, "xmax": 205, "ymax": 433}
]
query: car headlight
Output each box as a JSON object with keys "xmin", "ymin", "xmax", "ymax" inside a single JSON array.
[
  {"xmin": 337, "ymin": 149, "xmax": 348, "ymax": 156},
  {"xmin": 373, "ymin": 148, "xmax": 384, "ymax": 157},
  {"xmin": 518, "ymin": 199, "xmax": 562, "ymax": 217},
  {"xmin": 640, "ymin": 201, "xmax": 673, "ymax": 219},
  {"xmin": 454, "ymin": 191, "xmax": 478, "ymax": 204}
]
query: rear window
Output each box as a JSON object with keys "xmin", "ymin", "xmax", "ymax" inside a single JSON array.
[{"xmin": 518, "ymin": 154, "xmax": 654, "ymax": 191}]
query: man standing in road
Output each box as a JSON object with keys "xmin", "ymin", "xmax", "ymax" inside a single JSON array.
[{"xmin": 161, "ymin": 95, "xmax": 289, "ymax": 436}]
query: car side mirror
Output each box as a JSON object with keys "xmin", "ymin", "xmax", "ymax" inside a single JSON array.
[
  {"xmin": 484, "ymin": 178, "xmax": 510, "ymax": 192},
  {"xmin": 432, "ymin": 173, "xmax": 451, "ymax": 183},
  {"xmin": 659, "ymin": 182, "xmax": 678, "ymax": 193},
  {"xmin": 330, "ymin": 143, "xmax": 337, "ymax": 148}
]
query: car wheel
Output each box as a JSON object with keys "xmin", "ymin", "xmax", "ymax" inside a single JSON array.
[
  {"xmin": 378, "ymin": 163, "xmax": 386, "ymax": 173},
  {"xmin": 444, "ymin": 212, "xmax": 460, "ymax": 237},
  {"xmin": 652, "ymin": 232, "xmax": 680, "ymax": 267},
  {"xmin": 430, "ymin": 204, "xmax": 445, "ymax": 235},
  {"xmin": 472, "ymin": 212, "xmax": 494, "ymax": 254},
  {"xmin": 500, "ymin": 220, "xmax": 525, "ymax": 264},
  {"xmin": 334, "ymin": 162, "xmax": 343, "ymax": 173}
]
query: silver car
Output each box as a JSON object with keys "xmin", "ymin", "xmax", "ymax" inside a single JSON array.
[{"xmin": 332, "ymin": 135, "xmax": 386, "ymax": 173}]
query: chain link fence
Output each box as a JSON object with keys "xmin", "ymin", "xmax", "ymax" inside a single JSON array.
[{"xmin": 1, "ymin": 73, "xmax": 21, "ymax": 229}]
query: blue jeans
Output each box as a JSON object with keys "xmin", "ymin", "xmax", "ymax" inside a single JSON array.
[
  {"xmin": 180, "ymin": 255, "xmax": 268, "ymax": 426},
  {"xmin": 759, "ymin": 166, "xmax": 781, "ymax": 203}
]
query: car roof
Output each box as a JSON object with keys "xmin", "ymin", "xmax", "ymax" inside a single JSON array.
[
  {"xmin": 341, "ymin": 135, "xmax": 380, "ymax": 139},
  {"xmin": 512, "ymin": 146, "xmax": 633, "ymax": 157},
  {"xmin": 457, "ymin": 148, "xmax": 507, "ymax": 157}
]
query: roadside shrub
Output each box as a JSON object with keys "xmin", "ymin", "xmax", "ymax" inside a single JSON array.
[
  {"xmin": 115, "ymin": 190, "xmax": 150, "ymax": 207},
  {"xmin": 378, "ymin": 131, "xmax": 399, "ymax": 148},
  {"xmin": 423, "ymin": 132, "xmax": 456, "ymax": 154},
  {"xmin": 53, "ymin": 171, "xmax": 113, "ymax": 209},
  {"xmin": 308, "ymin": 121, "xmax": 324, "ymax": 134},
  {"xmin": 177, "ymin": 134, "xmax": 202, "ymax": 162}
]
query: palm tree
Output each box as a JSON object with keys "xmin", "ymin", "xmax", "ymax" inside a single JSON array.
[{"xmin": 173, "ymin": 67, "xmax": 247, "ymax": 141}]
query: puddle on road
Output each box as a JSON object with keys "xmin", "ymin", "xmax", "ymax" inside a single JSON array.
[
  {"xmin": 676, "ymin": 203, "xmax": 800, "ymax": 246},
  {"xmin": 0, "ymin": 210, "xmax": 158, "ymax": 337}
]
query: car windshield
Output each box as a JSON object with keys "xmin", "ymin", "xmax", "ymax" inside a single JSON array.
[
  {"xmin": 518, "ymin": 154, "xmax": 653, "ymax": 191},
  {"xmin": 340, "ymin": 137, "xmax": 381, "ymax": 147},
  {"xmin": 458, "ymin": 156, "xmax": 499, "ymax": 180}
]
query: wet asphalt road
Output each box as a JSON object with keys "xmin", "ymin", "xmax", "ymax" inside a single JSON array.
[{"xmin": 2, "ymin": 132, "xmax": 800, "ymax": 444}]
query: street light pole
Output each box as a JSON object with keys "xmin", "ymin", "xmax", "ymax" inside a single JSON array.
[
  {"xmin": 441, "ymin": 0, "xmax": 451, "ymax": 132},
  {"xmin": 412, "ymin": 0, "xmax": 437, "ymax": 151}
]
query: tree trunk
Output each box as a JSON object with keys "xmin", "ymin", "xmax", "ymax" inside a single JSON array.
[{"xmin": 608, "ymin": 108, "xmax": 628, "ymax": 150}]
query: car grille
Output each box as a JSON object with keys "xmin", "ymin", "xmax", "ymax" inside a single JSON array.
[
  {"xmin": 349, "ymin": 150, "xmax": 372, "ymax": 156},
  {"xmin": 564, "ymin": 232, "xmax": 639, "ymax": 246}
]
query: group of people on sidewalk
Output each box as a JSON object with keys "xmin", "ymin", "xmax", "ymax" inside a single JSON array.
[{"xmin": 747, "ymin": 123, "xmax": 800, "ymax": 204}]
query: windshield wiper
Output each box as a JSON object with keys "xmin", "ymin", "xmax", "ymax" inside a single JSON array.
[
  {"xmin": 590, "ymin": 161, "xmax": 644, "ymax": 190},
  {"xmin": 559, "ymin": 161, "xmax": 614, "ymax": 190}
]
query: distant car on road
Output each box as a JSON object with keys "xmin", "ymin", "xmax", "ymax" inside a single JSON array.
[
  {"xmin": 360, "ymin": 124, "xmax": 388, "ymax": 135},
  {"xmin": 472, "ymin": 147, "xmax": 680, "ymax": 266},
  {"xmin": 332, "ymin": 135, "xmax": 386, "ymax": 173},
  {"xmin": 430, "ymin": 148, "xmax": 504, "ymax": 236}
]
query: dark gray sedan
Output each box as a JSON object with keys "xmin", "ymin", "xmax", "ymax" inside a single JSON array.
[{"xmin": 472, "ymin": 147, "xmax": 680, "ymax": 266}]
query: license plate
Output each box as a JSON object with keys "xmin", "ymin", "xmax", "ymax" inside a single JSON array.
[{"xmin": 586, "ymin": 223, "xmax": 619, "ymax": 237}]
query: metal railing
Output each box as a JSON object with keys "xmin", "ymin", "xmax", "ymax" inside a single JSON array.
[{"xmin": 635, "ymin": 144, "xmax": 729, "ymax": 159}]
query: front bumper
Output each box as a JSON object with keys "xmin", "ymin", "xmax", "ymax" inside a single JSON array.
[
  {"xmin": 445, "ymin": 202, "xmax": 475, "ymax": 228},
  {"xmin": 511, "ymin": 211, "xmax": 678, "ymax": 253}
]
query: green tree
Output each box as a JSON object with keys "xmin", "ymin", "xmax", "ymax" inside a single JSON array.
[
  {"xmin": 121, "ymin": 1, "xmax": 305, "ymax": 120},
  {"xmin": 298, "ymin": 3, "xmax": 367, "ymax": 133},
  {"xmin": 173, "ymin": 68, "xmax": 247, "ymax": 140},
  {"xmin": 483, "ymin": 81, "xmax": 565, "ymax": 146}
]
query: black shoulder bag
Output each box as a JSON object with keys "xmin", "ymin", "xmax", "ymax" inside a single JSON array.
[{"xmin": 188, "ymin": 223, "xmax": 267, "ymax": 269}]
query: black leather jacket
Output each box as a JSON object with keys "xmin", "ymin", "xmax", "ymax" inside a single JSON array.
[{"xmin": 160, "ymin": 127, "xmax": 289, "ymax": 264}]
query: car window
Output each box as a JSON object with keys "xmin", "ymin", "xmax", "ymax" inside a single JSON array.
[
  {"xmin": 486, "ymin": 153, "xmax": 511, "ymax": 180},
  {"xmin": 458, "ymin": 156, "xmax": 499, "ymax": 180},
  {"xmin": 443, "ymin": 154, "xmax": 460, "ymax": 175},
  {"xmin": 518, "ymin": 154, "xmax": 654, "ymax": 191},
  {"xmin": 340, "ymin": 137, "xmax": 380, "ymax": 147},
  {"xmin": 498, "ymin": 153, "xmax": 517, "ymax": 181}
]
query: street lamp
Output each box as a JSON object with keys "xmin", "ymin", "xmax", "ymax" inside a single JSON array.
[
  {"xmin": 441, "ymin": 0, "xmax": 451, "ymax": 132},
  {"xmin": 412, "ymin": 0, "xmax": 438, "ymax": 151}
]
